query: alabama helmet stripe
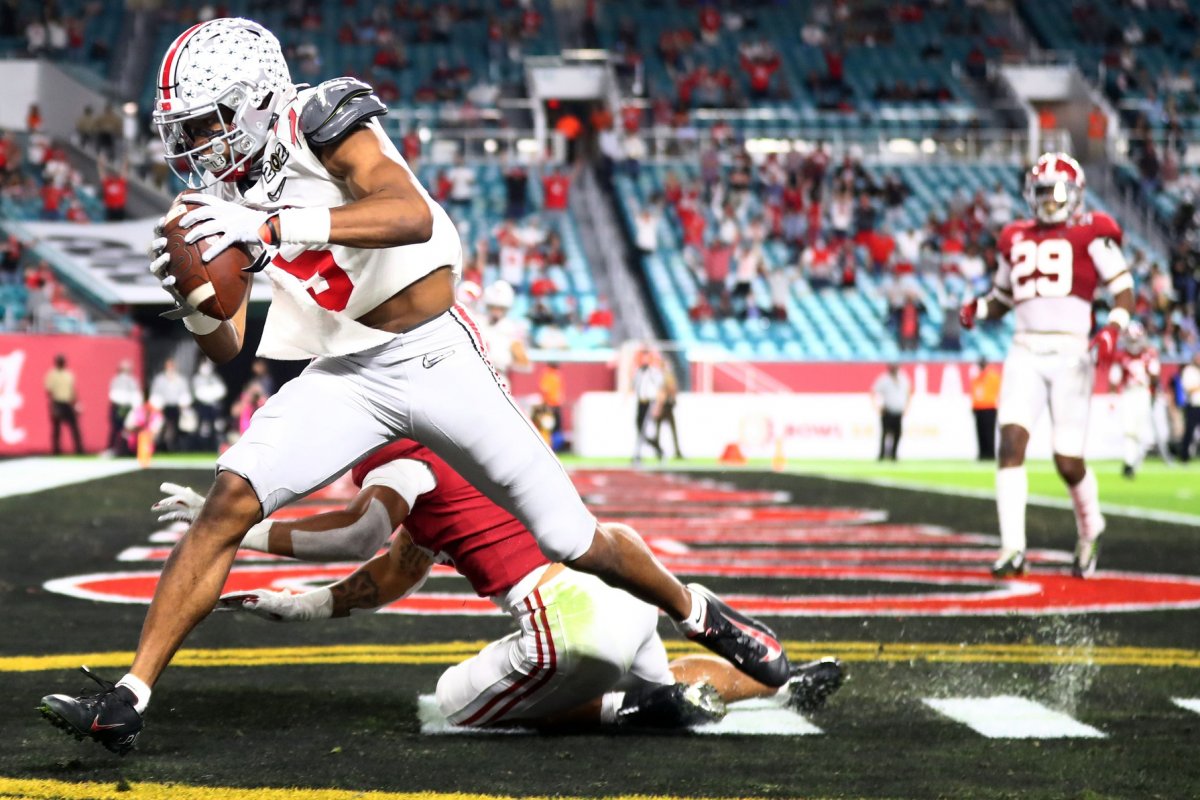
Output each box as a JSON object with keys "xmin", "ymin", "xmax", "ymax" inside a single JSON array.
[{"xmin": 159, "ymin": 22, "xmax": 206, "ymax": 99}]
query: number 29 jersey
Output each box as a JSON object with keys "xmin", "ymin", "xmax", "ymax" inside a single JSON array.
[{"xmin": 993, "ymin": 211, "xmax": 1129, "ymax": 343}]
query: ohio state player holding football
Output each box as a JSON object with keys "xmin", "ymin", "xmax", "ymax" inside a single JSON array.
[
  {"xmin": 38, "ymin": 17, "xmax": 788, "ymax": 755},
  {"xmin": 149, "ymin": 442, "xmax": 843, "ymax": 730},
  {"xmin": 961, "ymin": 153, "xmax": 1135, "ymax": 579},
  {"xmin": 1110, "ymin": 322, "xmax": 1169, "ymax": 477}
]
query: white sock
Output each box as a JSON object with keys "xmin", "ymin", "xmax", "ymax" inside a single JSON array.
[
  {"xmin": 1123, "ymin": 435, "xmax": 1140, "ymax": 470},
  {"xmin": 116, "ymin": 674, "xmax": 151, "ymax": 714},
  {"xmin": 995, "ymin": 466, "xmax": 1027, "ymax": 555},
  {"xmin": 240, "ymin": 519, "xmax": 272, "ymax": 552},
  {"xmin": 676, "ymin": 587, "xmax": 707, "ymax": 635},
  {"xmin": 599, "ymin": 691, "xmax": 625, "ymax": 725},
  {"xmin": 1069, "ymin": 468, "xmax": 1105, "ymax": 542}
]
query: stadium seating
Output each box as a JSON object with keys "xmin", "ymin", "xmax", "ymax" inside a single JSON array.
[
  {"xmin": 617, "ymin": 160, "xmax": 1161, "ymax": 362},
  {"xmin": 0, "ymin": 132, "xmax": 107, "ymax": 222},
  {"xmin": 594, "ymin": 1, "xmax": 1009, "ymax": 120},
  {"xmin": 0, "ymin": 0, "xmax": 125, "ymax": 77},
  {"xmin": 414, "ymin": 161, "xmax": 609, "ymax": 351}
]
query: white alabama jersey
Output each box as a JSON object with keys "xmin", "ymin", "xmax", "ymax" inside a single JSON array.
[
  {"xmin": 210, "ymin": 87, "xmax": 462, "ymax": 360},
  {"xmin": 480, "ymin": 315, "xmax": 527, "ymax": 375}
]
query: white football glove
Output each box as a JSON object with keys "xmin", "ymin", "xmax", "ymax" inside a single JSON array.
[
  {"xmin": 147, "ymin": 224, "xmax": 199, "ymax": 321},
  {"xmin": 178, "ymin": 193, "xmax": 272, "ymax": 263},
  {"xmin": 151, "ymin": 481, "xmax": 206, "ymax": 523},
  {"xmin": 215, "ymin": 588, "xmax": 333, "ymax": 622}
]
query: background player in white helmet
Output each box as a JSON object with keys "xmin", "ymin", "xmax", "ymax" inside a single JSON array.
[
  {"xmin": 478, "ymin": 279, "xmax": 530, "ymax": 379},
  {"xmin": 1110, "ymin": 321, "xmax": 1169, "ymax": 477},
  {"xmin": 152, "ymin": 443, "xmax": 842, "ymax": 731},
  {"xmin": 39, "ymin": 16, "xmax": 789, "ymax": 756},
  {"xmin": 960, "ymin": 153, "xmax": 1135, "ymax": 579}
]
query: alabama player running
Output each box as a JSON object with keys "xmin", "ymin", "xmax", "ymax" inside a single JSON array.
[
  {"xmin": 961, "ymin": 153, "xmax": 1135, "ymax": 579},
  {"xmin": 38, "ymin": 18, "xmax": 787, "ymax": 755},
  {"xmin": 150, "ymin": 441, "xmax": 844, "ymax": 729},
  {"xmin": 1110, "ymin": 322, "xmax": 1169, "ymax": 477}
]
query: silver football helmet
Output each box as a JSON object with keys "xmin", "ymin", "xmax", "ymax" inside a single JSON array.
[{"xmin": 152, "ymin": 18, "xmax": 292, "ymax": 188}]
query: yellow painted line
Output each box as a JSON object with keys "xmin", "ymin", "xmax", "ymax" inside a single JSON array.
[
  {"xmin": 0, "ymin": 777, "xmax": 757, "ymax": 800},
  {"xmin": 3, "ymin": 640, "xmax": 1198, "ymax": 673}
]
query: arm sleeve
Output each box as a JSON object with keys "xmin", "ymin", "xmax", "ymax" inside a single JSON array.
[
  {"xmin": 360, "ymin": 458, "xmax": 437, "ymax": 511},
  {"xmin": 1088, "ymin": 237, "xmax": 1132, "ymax": 291}
]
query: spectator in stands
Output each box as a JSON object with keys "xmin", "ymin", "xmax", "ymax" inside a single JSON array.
[
  {"xmin": 872, "ymin": 363, "xmax": 910, "ymax": 461},
  {"xmin": 764, "ymin": 259, "xmax": 794, "ymax": 321},
  {"xmin": 191, "ymin": 360, "xmax": 226, "ymax": 453},
  {"xmin": 587, "ymin": 295, "xmax": 614, "ymax": 330},
  {"xmin": 731, "ymin": 239, "xmax": 762, "ymax": 320},
  {"xmin": 46, "ymin": 16, "xmax": 66, "ymax": 58},
  {"xmin": 802, "ymin": 237, "xmax": 836, "ymax": 290},
  {"xmin": 542, "ymin": 166, "xmax": 570, "ymax": 216},
  {"xmin": 853, "ymin": 193, "xmax": 878, "ymax": 242},
  {"xmin": 25, "ymin": 18, "xmax": 46, "ymax": 57},
  {"xmin": 897, "ymin": 296, "xmax": 921, "ymax": 352},
  {"xmin": 866, "ymin": 225, "xmax": 896, "ymax": 277},
  {"xmin": 700, "ymin": 234, "xmax": 733, "ymax": 319},
  {"xmin": 149, "ymin": 358, "xmax": 191, "ymax": 453},
  {"xmin": 446, "ymin": 153, "xmax": 475, "ymax": 215},
  {"xmin": 655, "ymin": 358, "xmax": 683, "ymax": 460},
  {"xmin": 95, "ymin": 104, "xmax": 122, "ymax": 161},
  {"xmin": 246, "ymin": 359, "xmax": 275, "ymax": 400},
  {"xmin": 503, "ymin": 159, "xmax": 528, "ymax": 220},
  {"xmin": 986, "ymin": 181, "xmax": 1014, "ymax": 228},
  {"xmin": 1, "ymin": 235, "xmax": 21, "ymax": 285},
  {"xmin": 895, "ymin": 226, "xmax": 924, "ymax": 275},
  {"xmin": 39, "ymin": 178, "xmax": 66, "ymax": 221},
  {"xmin": 829, "ymin": 186, "xmax": 854, "ymax": 240},
  {"xmin": 940, "ymin": 290, "xmax": 962, "ymax": 352},
  {"xmin": 634, "ymin": 200, "xmax": 661, "ymax": 255},
  {"xmin": 99, "ymin": 156, "xmax": 129, "ymax": 222},
  {"xmin": 75, "ymin": 107, "xmax": 97, "ymax": 151},
  {"xmin": 622, "ymin": 133, "xmax": 647, "ymax": 178},
  {"xmin": 537, "ymin": 362, "xmax": 564, "ymax": 446},
  {"xmin": 45, "ymin": 354, "xmax": 83, "ymax": 455},
  {"xmin": 106, "ymin": 359, "xmax": 140, "ymax": 457}
]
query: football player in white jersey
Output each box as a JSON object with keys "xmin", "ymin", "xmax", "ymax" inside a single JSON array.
[
  {"xmin": 960, "ymin": 153, "xmax": 1135, "ymax": 580},
  {"xmin": 478, "ymin": 279, "xmax": 530, "ymax": 381},
  {"xmin": 38, "ymin": 18, "xmax": 789, "ymax": 755},
  {"xmin": 1110, "ymin": 321, "xmax": 1169, "ymax": 476}
]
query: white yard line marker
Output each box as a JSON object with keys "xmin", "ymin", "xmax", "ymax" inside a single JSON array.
[
  {"xmin": 0, "ymin": 458, "xmax": 141, "ymax": 500},
  {"xmin": 417, "ymin": 694, "xmax": 821, "ymax": 736},
  {"xmin": 1171, "ymin": 698, "xmax": 1200, "ymax": 716},
  {"xmin": 923, "ymin": 696, "xmax": 1105, "ymax": 739}
]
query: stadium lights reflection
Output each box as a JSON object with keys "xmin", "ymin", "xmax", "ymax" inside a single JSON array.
[
  {"xmin": 516, "ymin": 138, "xmax": 540, "ymax": 154},
  {"xmin": 122, "ymin": 102, "xmax": 137, "ymax": 116},
  {"xmin": 484, "ymin": 138, "xmax": 498, "ymax": 153},
  {"xmin": 886, "ymin": 138, "xmax": 919, "ymax": 155},
  {"xmin": 920, "ymin": 138, "xmax": 937, "ymax": 154},
  {"xmin": 418, "ymin": 127, "xmax": 431, "ymax": 142}
]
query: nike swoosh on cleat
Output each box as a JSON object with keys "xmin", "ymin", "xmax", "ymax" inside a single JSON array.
[
  {"xmin": 90, "ymin": 716, "xmax": 125, "ymax": 731},
  {"xmin": 731, "ymin": 620, "xmax": 783, "ymax": 662}
]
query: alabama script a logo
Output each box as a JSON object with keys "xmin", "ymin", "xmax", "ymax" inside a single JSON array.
[{"xmin": 0, "ymin": 350, "xmax": 26, "ymax": 445}]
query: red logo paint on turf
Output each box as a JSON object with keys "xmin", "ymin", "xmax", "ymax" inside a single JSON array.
[{"xmin": 42, "ymin": 470, "xmax": 1200, "ymax": 617}]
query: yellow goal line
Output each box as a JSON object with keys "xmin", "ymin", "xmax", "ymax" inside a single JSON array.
[{"xmin": 2, "ymin": 640, "xmax": 1198, "ymax": 673}]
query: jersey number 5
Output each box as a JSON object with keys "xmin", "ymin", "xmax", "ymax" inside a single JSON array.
[
  {"xmin": 1009, "ymin": 239, "xmax": 1073, "ymax": 301},
  {"xmin": 272, "ymin": 250, "xmax": 354, "ymax": 311}
]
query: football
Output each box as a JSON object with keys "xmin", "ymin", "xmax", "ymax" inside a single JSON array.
[{"xmin": 159, "ymin": 199, "xmax": 254, "ymax": 321}]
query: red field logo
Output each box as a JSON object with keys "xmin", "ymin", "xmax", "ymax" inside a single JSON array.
[{"xmin": 43, "ymin": 470, "xmax": 1200, "ymax": 617}]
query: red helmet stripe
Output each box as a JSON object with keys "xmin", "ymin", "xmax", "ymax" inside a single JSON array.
[{"xmin": 158, "ymin": 22, "xmax": 206, "ymax": 100}]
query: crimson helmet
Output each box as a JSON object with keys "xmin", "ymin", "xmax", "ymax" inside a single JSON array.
[{"xmin": 1025, "ymin": 152, "xmax": 1085, "ymax": 225}]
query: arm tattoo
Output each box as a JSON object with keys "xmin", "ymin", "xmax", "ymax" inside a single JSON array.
[{"xmin": 330, "ymin": 571, "xmax": 381, "ymax": 617}]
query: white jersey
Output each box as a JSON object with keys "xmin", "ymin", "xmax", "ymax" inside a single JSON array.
[
  {"xmin": 480, "ymin": 315, "xmax": 527, "ymax": 375},
  {"xmin": 212, "ymin": 87, "xmax": 462, "ymax": 360}
]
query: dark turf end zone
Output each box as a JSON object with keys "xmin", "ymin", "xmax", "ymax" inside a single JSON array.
[{"xmin": 1, "ymin": 468, "xmax": 1199, "ymax": 799}]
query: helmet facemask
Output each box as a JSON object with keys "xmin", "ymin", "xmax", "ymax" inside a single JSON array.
[
  {"xmin": 1028, "ymin": 180, "xmax": 1080, "ymax": 226},
  {"xmin": 158, "ymin": 85, "xmax": 272, "ymax": 188}
]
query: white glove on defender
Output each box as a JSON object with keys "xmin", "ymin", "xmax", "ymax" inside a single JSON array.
[
  {"xmin": 216, "ymin": 588, "xmax": 334, "ymax": 622},
  {"xmin": 179, "ymin": 193, "xmax": 272, "ymax": 262},
  {"xmin": 151, "ymin": 482, "xmax": 206, "ymax": 523}
]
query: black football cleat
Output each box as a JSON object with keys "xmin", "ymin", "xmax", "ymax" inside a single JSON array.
[
  {"xmin": 618, "ymin": 681, "xmax": 726, "ymax": 729},
  {"xmin": 785, "ymin": 657, "xmax": 845, "ymax": 713},
  {"xmin": 681, "ymin": 583, "xmax": 790, "ymax": 687},
  {"xmin": 39, "ymin": 666, "xmax": 143, "ymax": 755},
  {"xmin": 990, "ymin": 550, "xmax": 1027, "ymax": 578}
]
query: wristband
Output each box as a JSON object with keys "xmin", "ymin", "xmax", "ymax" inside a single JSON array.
[
  {"xmin": 295, "ymin": 587, "xmax": 335, "ymax": 620},
  {"xmin": 1106, "ymin": 307, "xmax": 1130, "ymax": 330},
  {"xmin": 240, "ymin": 519, "xmax": 272, "ymax": 552},
  {"xmin": 277, "ymin": 207, "xmax": 332, "ymax": 245},
  {"xmin": 182, "ymin": 311, "xmax": 222, "ymax": 335},
  {"xmin": 975, "ymin": 297, "xmax": 989, "ymax": 322}
]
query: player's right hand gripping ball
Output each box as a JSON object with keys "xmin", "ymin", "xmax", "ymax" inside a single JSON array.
[{"xmin": 158, "ymin": 198, "xmax": 253, "ymax": 320}]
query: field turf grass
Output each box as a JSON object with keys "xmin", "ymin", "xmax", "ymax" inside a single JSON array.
[{"xmin": 1, "ymin": 463, "xmax": 1199, "ymax": 799}]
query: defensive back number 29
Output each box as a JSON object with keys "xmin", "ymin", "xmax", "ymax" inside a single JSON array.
[{"xmin": 1009, "ymin": 239, "xmax": 1073, "ymax": 301}]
